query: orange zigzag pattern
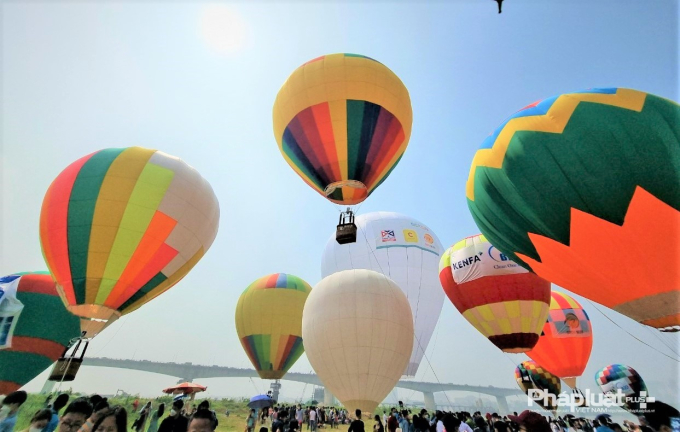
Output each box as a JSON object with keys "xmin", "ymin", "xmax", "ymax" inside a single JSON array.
[{"xmin": 516, "ymin": 187, "xmax": 680, "ymax": 328}]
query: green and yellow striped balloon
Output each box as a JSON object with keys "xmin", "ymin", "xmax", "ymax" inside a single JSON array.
[{"xmin": 40, "ymin": 147, "xmax": 220, "ymax": 336}]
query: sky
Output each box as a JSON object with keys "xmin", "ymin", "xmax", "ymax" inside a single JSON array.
[{"xmin": 2, "ymin": 0, "xmax": 679, "ymax": 414}]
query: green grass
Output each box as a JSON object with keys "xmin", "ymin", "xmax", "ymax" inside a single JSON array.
[{"xmin": 14, "ymin": 394, "xmax": 358, "ymax": 432}]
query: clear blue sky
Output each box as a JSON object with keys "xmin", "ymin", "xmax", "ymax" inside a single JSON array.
[{"xmin": 2, "ymin": 0, "xmax": 678, "ymax": 411}]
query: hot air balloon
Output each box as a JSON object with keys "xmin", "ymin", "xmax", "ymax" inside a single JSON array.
[
  {"xmin": 40, "ymin": 147, "xmax": 220, "ymax": 337},
  {"xmin": 527, "ymin": 291, "xmax": 593, "ymax": 389},
  {"xmin": 321, "ymin": 212, "xmax": 444, "ymax": 376},
  {"xmin": 595, "ymin": 364, "xmax": 648, "ymax": 413},
  {"xmin": 302, "ymin": 269, "xmax": 413, "ymax": 415},
  {"xmin": 517, "ymin": 360, "xmax": 562, "ymax": 412},
  {"xmin": 273, "ymin": 53, "xmax": 413, "ymax": 243},
  {"xmin": 439, "ymin": 234, "xmax": 551, "ymax": 352},
  {"xmin": 467, "ymin": 88, "xmax": 680, "ymax": 331},
  {"xmin": 0, "ymin": 272, "xmax": 81, "ymax": 394},
  {"xmin": 235, "ymin": 273, "xmax": 311, "ymax": 379}
]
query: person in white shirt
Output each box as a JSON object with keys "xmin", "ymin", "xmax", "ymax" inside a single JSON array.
[
  {"xmin": 461, "ymin": 421, "xmax": 475, "ymax": 432},
  {"xmin": 309, "ymin": 408, "xmax": 317, "ymax": 432}
]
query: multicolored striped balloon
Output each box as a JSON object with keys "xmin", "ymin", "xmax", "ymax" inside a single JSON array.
[
  {"xmin": 595, "ymin": 364, "xmax": 648, "ymax": 413},
  {"xmin": 467, "ymin": 88, "xmax": 680, "ymax": 331},
  {"xmin": 0, "ymin": 272, "xmax": 81, "ymax": 394},
  {"xmin": 273, "ymin": 53, "xmax": 412, "ymax": 205},
  {"xmin": 439, "ymin": 234, "xmax": 551, "ymax": 352},
  {"xmin": 40, "ymin": 147, "xmax": 220, "ymax": 336},
  {"xmin": 528, "ymin": 291, "xmax": 593, "ymax": 389},
  {"xmin": 235, "ymin": 273, "xmax": 311, "ymax": 379}
]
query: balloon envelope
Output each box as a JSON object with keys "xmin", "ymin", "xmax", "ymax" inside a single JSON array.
[
  {"xmin": 321, "ymin": 212, "xmax": 444, "ymax": 376},
  {"xmin": 527, "ymin": 291, "xmax": 593, "ymax": 388},
  {"xmin": 518, "ymin": 360, "xmax": 562, "ymax": 412},
  {"xmin": 439, "ymin": 234, "xmax": 551, "ymax": 352},
  {"xmin": 302, "ymin": 269, "xmax": 413, "ymax": 415},
  {"xmin": 595, "ymin": 364, "xmax": 647, "ymax": 413},
  {"xmin": 235, "ymin": 273, "xmax": 311, "ymax": 379},
  {"xmin": 273, "ymin": 53, "xmax": 412, "ymax": 205},
  {"xmin": 0, "ymin": 272, "xmax": 81, "ymax": 394},
  {"xmin": 467, "ymin": 88, "xmax": 680, "ymax": 330},
  {"xmin": 40, "ymin": 147, "xmax": 220, "ymax": 336}
]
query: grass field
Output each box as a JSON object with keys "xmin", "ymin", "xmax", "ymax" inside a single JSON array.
[{"xmin": 13, "ymin": 394, "xmax": 354, "ymax": 432}]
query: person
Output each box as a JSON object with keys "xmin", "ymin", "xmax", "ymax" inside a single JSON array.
[
  {"xmin": 495, "ymin": 421, "xmax": 509, "ymax": 432},
  {"xmin": 157, "ymin": 401, "xmax": 187, "ymax": 432},
  {"xmin": 187, "ymin": 410, "xmax": 216, "ymax": 432},
  {"xmin": 132, "ymin": 401, "xmax": 139, "ymax": 413},
  {"xmin": 593, "ymin": 418, "xmax": 613, "ymax": 432},
  {"xmin": 59, "ymin": 399, "xmax": 94, "ymax": 432},
  {"xmin": 374, "ymin": 415, "xmax": 385, "ymax": 432},
  {"xmin": 146, "ymin": 404, "xmax": 164, "ymax": 432},
  {"xmin": 0, "ymin": 391, "xmax": 28, "ymax": 432},
  {"xmin": 196, "ymin": 402, "xmax": 217, "ymax": 429},
  {"xmin": 508, "ymin": 411, "xmax": 550, "ymax": 432},
  {"xmin": 45, "ymin": 394, "xmax": 70, "ymax": 432},
  {"xmin": 133, "ymin": 403, "xmax": 151, "ymax": 432},
  {"xmin": 296, "ymin": 407, "xmax": 304, "ymax": 429},
  {"xmin": 246, "ymin": 409, "xmax": 256, "ymax": 432},
  {"xmin": 271, "ymin": 411, "xmax": 285, "ymax": 432},
  {"xmin": 460, "ymin": 417, "xmax": 474, "ymax": 432},
  {"xmin": 91, "ymin": 407, "xmax": 127, "ymax": 432},
  {"xmin": 309, "ymin": 408, "xmax": 317, "ymax": 432},
  {"xmin": 20, "ymin": 409, "xmax": 53, "ymax": 432},
  {"xmin": 348, "ymin": 410, "xmax": 364, "ymax": 432},
  {"xmin": 475, "ymin": 416, "xmax": 490, "ymax": 432}
]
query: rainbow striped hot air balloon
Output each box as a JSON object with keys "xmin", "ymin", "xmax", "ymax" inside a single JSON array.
[
  {"xmin": 439, "ymin": 234, "xmax": 551, "ymax": 352},
  {"xmin": 40, "ymin": 147, "xmax": 220, "ymax": 337},
  {"xmin": 273, "ymin": 53, "xmax": 412, "ymax": 206},
  {"xmin": 0, "ymin": 272, "xmax": 81, "ymax": 394},
  {"xmin": 528, "ymin": 291, "xmax": 593, "ymax": 389},
  {"xmin": 235, "ymin": 274, "xmax": 311, "ymax": 379},
  {"xmin": 467, "ymin": 88, "xmax": 680, "ymax": 331}
]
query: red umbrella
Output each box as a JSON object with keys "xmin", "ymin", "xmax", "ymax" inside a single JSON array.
[{"xmin": 162, "ymin": 382, "xmax": 207, "ymax": 396}]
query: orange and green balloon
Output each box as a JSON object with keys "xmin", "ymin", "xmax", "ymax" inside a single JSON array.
[
  {"xmin": 0, "ymin": 272, "xmax": 81, "ymax": 394},
  {"xmin": 467, "ymin": 88, "xmax": 680, "ymax": 331},
  {"xmin": 39, "ymin": 147, "xmax": 220, "ymax": 336}
]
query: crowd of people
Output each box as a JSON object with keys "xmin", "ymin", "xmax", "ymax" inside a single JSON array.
[
  {"xmin": 246, "ymin": 403, "xmax": 679, "ymax": 432},
  {"xmin": 0, "ymin": 391, "xmax": 218, "ymax": 432},
  {"xmin": 1, "ymin": 391, "xmax": 676, "ymax": 432}
]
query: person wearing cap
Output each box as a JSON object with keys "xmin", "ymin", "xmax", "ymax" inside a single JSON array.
[
  {"xmin": 508, "ymin": 411, "xmax": 551, "ymax": 432},
  {"xmin": 0, "ymin": 391, "xmax": 28, "ymax": 432}
]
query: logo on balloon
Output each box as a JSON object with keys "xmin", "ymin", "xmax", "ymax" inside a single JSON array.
[
  {"xmin": 381, "ymin": 230, "xmax": 396, "ymax": 242},
  {"xmin": 488, "ymin": 246, "xmax": 511, "ymax": 262},
  {"xmin": 403, "ymin": 229, "xmax": 418, "ymax": 243},
  {"xmin": 424, "ymin": 234, "xmax": 434, "ymax": 245}
]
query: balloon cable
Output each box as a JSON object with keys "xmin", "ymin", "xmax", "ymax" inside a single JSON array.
[
  {"xmin": 643, "ymin": 325, "xmax": 680, "ymax": 357},
  {"xmin": 584, "ymin": 299, "xmax": 680, "ymax": 363}
]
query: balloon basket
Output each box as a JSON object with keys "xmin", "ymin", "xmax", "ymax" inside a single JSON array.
[
  {"xmin": 48, "ymin": 337, "xmax": 89, "ymax": 382},
  {"xmin": 336, "ymin": 209, "xmax": 357, "ymax": 244}
]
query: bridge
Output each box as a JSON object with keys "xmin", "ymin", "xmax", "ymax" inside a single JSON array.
[{"xmin": 67, "ymin": 357, "xmax": 520, "ymax": 412}]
